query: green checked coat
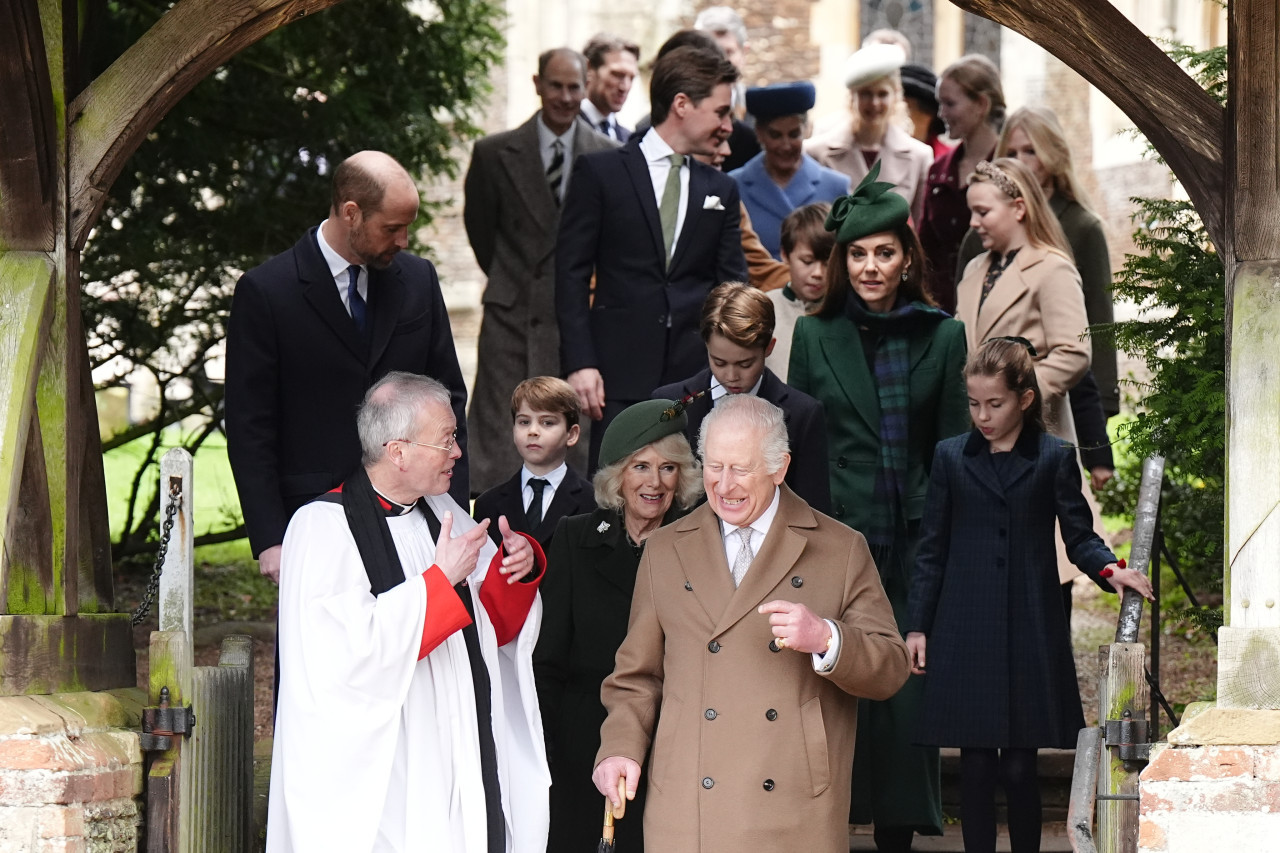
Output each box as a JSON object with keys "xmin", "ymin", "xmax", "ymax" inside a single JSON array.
[{"xmin": 788, "ymin": 310, "xmax": 969, "ymax": 835}]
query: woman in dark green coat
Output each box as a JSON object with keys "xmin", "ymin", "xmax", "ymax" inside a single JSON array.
[{"xmin": 788, "ymin": 163, "xmax": 970, "ymax": 853}]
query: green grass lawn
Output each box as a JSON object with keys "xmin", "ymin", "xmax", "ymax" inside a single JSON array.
[{"xmin": 104, "ymin": 429, "xmax": 254, "ymax": 570}]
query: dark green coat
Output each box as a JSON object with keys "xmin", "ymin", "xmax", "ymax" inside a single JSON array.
[{"xmin": 788, "ymin": 310, "xmax": 969, "ymax": 834}]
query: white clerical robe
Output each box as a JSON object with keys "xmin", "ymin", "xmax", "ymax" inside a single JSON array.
[{"xmin": 266, "ymin": 492, "xmax": 549, "ymax": 852}]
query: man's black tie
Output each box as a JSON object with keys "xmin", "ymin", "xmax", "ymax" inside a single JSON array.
[
  {"xmin": 421, "ymin": 508, "xmax": 505, "ymax": 853},
  {"xmin": 525, "ymin": 478, "xmax": 548, "ymax": 530},
  {"xmin": 346, "ymin": 264, "xmax": 367, "ymax": 335},
  {"xmin": 546, "ymin": 140, "xmax": 564, "ymax": 206},
  {"xmin": 599, "ymin": 118, "xmax": 613, "ymax": 139}
]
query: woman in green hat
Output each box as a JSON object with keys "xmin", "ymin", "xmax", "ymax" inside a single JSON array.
[
  {"xmin": 533, "ymin": 399, "xmax": 703, "ymax": 853},
  {"xmin": 788, "ymin": 162, "xmax": 970, "ymax": 852}
]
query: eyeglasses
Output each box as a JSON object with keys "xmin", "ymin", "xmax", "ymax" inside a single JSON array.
[{"xmin": 383, "ymin": 431, "xmax": 458, "ymax": 453}]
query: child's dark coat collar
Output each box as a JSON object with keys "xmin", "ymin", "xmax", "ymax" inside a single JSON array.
[{"xmin": 961, "ymin": 424, "xmax": 1044, "ymax": 459}]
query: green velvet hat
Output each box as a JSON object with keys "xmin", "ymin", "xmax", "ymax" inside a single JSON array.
[
  {"xmin": 598, "ymin": 399, "xmax": 689, "ymax": 469},
  {"xmin": 825, "ymin": 161, "xmax": 910, "ymax": 243}
]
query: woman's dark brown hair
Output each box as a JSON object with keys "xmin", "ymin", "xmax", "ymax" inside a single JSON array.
[{"xmin": 814, "ymin": 221, "xmax": 934, "ymax": 318}]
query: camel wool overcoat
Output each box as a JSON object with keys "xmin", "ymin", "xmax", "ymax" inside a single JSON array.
[{"xmin": 597, "ymin": 486, "xmax": 910, "ymax": 853}]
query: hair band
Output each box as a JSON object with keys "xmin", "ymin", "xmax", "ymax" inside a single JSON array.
[
  {"xmin": 975, "ymin": 160, "xmax": 1020, "ymax": 199},
  {"xmin": 983, "ymin": 335, "xmax": 1038, "ymax": 358}
]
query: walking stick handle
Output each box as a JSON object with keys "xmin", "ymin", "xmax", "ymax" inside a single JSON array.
[{"xmin": 613, "ymin": 776, "xmax": 627, "ymax": 819}]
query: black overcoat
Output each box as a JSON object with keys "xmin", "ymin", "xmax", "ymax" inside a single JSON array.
[
  {"xmin": 471, "ymin": 466, "xmax": 596, "ymax": 553},
  {"xmin": 906, "ymin": 427, "xmax": 1117, "ymax": 748},
  {"xmin": 533, "ymin": 505, "xmax": 683, "ymax": 853}
]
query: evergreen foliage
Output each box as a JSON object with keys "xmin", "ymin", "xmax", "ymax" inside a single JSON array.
[{"xmin": 82, "ymin": 0, "xmax": 504, "ymax": 561}]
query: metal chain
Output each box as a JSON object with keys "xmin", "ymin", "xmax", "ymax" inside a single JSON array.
[{"xmin": 131, "ymin": 478, "xmax": 182, "ymax": 626}]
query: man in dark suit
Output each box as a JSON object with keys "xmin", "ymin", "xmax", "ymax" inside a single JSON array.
[
  {"xmin": 463, "ymin": 48, "xmax": 617, "ymax": 494},
  {"xmin": 556, "ymin": 44, "xmax": 748, "ymax": 471},
  {"xmin": 225, "ymin": 150, "xmax": 468, "ymax": 583},
  {"xmin": 652, "ymin": 282, "xmax": 830, "ymax": 512},
  {"xmin": 580, "ymin": 34, "xmax": 639, "ymax": 143}
]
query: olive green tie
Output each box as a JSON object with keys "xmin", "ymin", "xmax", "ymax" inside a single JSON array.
[{"xmin": 659, "ymin": 153, "xmax": 685, "ymax": 267}]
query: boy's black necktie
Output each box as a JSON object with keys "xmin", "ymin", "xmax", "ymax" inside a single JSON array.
[{"xmin": 525, "ymin": 478, "xmax": 548, "ymax": 530}]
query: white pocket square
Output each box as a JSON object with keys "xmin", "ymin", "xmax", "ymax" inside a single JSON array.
[{"xmin": 703, "ymin": 195, "xmax": 725, "ymax": 211}]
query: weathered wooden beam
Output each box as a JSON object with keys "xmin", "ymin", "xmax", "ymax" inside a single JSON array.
[
  {"xmin": 0, "ymin": 614, "xmax": 136, "ymax": 694},
  {"xmin": 1227, "ymin": 0, "xmax": 1280, "ymax": 262},
  {"xmin": 67, "ymin": 0, "xmax": 347, "ymax": 249},
  {"xmin": 0, "ymin": 0, "xmax": 56, "ymax": 250},
  {"xmin": 189, "ymin": 636, "xmax": 255, "ymax": 853},
  {"xmin": 160, "ymin": 449, "xmax": 195, "ymax": 640},
  {"xmin": 1097, "ymin": 642, "xmax": 1148, "ymax": 852},
  {"xmin": 951, "ymin": 0, "xmax": 1226, "ymax": 252}
]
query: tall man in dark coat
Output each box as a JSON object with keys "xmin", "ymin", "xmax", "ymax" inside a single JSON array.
[
  {"xmin": 556, "ymin": 45, "xmax": 748, "ymax": 471},
  {"xmin": 226, "ymin": 150, "xmax": 469, "ymax": 584},
  {"xmin": 464, "ymin": 47, "xmax": 617, "ymax": 494},
  {"xmin": 580, "ymin": 34, "xmax": 639, "ymax": 142}
]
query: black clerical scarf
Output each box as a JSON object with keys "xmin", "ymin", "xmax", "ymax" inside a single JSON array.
[{"xmin": 316, "ymin": 467, "xmax": 505, "ymax": 853}]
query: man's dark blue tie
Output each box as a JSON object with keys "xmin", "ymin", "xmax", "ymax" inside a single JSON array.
[{"xmin": 347, "ymin": 264, "xmax": 367, "ymax": 334}]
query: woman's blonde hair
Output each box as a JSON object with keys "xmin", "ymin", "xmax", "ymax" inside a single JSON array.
[
  {"xmin": 939, "ymin": 54, "xmax": 1005, "ymax": 130},
  {"xmin": 996, "ymin": 106, "xmax": 1093, "ymax": 211},
  {"xmin": 592, "ymin": 432, "xmax": 704, "ymax": 513},
  {"xmin": 968, "ymin": 158, "xmax": 1071, "ymax": 258}
]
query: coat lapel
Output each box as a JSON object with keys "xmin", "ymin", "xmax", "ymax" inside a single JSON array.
[
  {"xmin": 817, "ymin": 319, "xmax": 880, "ymax": 433},
  {"xmin": 500, "ymin": 116, "xmax": 558, "ymax": 228},
  {"xmin": 297, "ymin": 231, "xmax": 369, "ymax": 362},
  {"xmin": 536, "ymin": 474, "xmax": 585, "ymax": 542},
  {"xmin": 366, "ymin": 262, "xmax": 405, "ymax": 366},
  {"xmin": 961, "ymin": 428, "xmax": 1006, "ymax": 500},
  {"xmin": 742, "ymin": 155, "xmax": 797, "ymax": 225},
  {"xmin": 620, "ymin": 139, "xmax": 667, "ymax": 269},
  {"xmin": 975, "ymin": 246, "xmax": 1047, "ymax": 342},
  {"xmin": 669, "ymin": 160, "xmax": 708, "ymax": 273},
  {"xmin": 713, "ymin": 487, "xmax": 814, "ymax": 637},
  {"xmin": 672, "ymin": 506, "xmax": 736, "ymax": 627},
  {"xmin": 583, "ymin": 509, "xmax": 637, "ymax": 596}
]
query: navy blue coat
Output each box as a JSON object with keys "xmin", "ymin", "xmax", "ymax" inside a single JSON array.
[{"xmin": 906, "ymin": 427, "xmax": 1117, "ymax": 749}]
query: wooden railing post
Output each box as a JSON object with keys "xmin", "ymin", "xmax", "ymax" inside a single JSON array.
[{"xmin": 159, "ymin": 448, "xmax": 194, "ymax": 640}]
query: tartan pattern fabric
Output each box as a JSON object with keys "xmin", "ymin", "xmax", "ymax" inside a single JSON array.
[{"xmin": 845, "ymin": 296, "xmax": 950, "ymax": 554}]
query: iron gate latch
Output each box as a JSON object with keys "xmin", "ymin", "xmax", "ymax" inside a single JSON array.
[
  {"xmin": 1104, "ymin": 709, "xmax": 1150, "ymax": 762},
  {"xmin": 140, "ymin": 686, "xmax": 196, "ymax": 752}
]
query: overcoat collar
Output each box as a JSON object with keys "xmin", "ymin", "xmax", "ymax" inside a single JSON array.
[
  {"xmin": 671, "ymin": 485, "xmax": 818, "ymax": 637},
  {"xmin": 498, "ymin": 113, "xmax": 560, "ymax": 229},
  {"xmin": 736, "ymin": 152, "xmax": 829, "ymax": 225},
  {"xmin": 961, "ymin": 424, "xmax": 1041, "ymax": 499},
  {"xmin": 959, "ymin": 243, "xmax": 1053, "ymax": 345},
  {"xmin": 575, "ymin": 505, "xmax": 685, "ymax": 595},
  {"xmin": 815, "ymin": 312, "xmax": 941, "ymax": 435},
  {"xmin": 298, "ymin": 228, "xmax": 405, "ymax": 365},
  {"xmin": 620, "ymin": 135, "xmax": 668, "ymax": 269}
]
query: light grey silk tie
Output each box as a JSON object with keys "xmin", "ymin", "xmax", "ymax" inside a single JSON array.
[
  {"xmin": 659, "ymin": 153, "xmax": 685, "ymax": 266},
  {"xmin": 732, "ymin": 527, "xmax": 754, "ymax": 587}
]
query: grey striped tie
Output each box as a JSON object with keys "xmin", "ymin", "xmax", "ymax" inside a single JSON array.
[
  {"xmin": 732, "ymin": 527, "xmax": 754, "ymax": 587},
  {"xmin": 547, "ymin": 139, "xmax": 565, "ymax": 206}
]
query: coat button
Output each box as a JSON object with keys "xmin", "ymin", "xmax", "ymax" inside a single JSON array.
[
  {"xmin": 708, "ymin": 640, "xmax": 721, "ymax": 653},
  {"xmin": 836, "ymin": 456, "xmax": 847, "ymax": 468},
  {"xmin": 702, "ymin": 777, "xmax": 714, "ymax": 789},
  {"xmin": 791, "ymin": 576, "xmax": 803, "ymax": 588},
  {"xmin": 762, "ymin": 779, "xmax": 775, "ymax": 791},
  {"xmin": 836, "ymin": 504, "xmax": 847, "ymax": 516},
  {"xmin": 765, "ymin": 709, "xmax": 777, "ymax": 721},
  {"xmin": 768, "ymin": 640, "xmax": 783, "ymax": 653},
  {"xmin": 705, "ymin": 708, "xmax": 717, "ymax": 720},
  {"xmin": 685, "ymin": 581, "xmax": 693, "ymax": 591}
]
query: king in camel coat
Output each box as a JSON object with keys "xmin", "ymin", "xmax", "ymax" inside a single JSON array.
[{"xmin": 596, "ymin": 485, "xmax": 909, "ymax": 853}]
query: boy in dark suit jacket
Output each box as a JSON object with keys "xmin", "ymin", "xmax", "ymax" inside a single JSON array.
[
  {"xmin": 653, "ymin": 282, "xmax": 832, "ymax": 512},
  {"xmin": 473, "ymin": 377, "xmax": 596, "ymax": 551}
]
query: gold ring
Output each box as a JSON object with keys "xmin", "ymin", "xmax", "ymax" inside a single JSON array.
[{"xmin": 776, "ymin": 636, "xmax": 788, "ymax": 649}]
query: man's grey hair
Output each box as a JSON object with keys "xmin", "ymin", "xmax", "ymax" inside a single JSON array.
[
  {"xmin": 698, "ymin": 394, "xmax": 790, "ymax": 474},
  {"xmin": 694, "ymin": 6, "xmax": 747, "ymax": 47},
  {"xmin": 357, "ymin": 372, "xmax": 452, "ymax": 467}
]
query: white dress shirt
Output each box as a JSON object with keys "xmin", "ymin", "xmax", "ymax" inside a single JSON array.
[
  {"xmin": 581, "ymin": 99, "xmax": 624, "ymax": 141},
  {"xmin": 316, "ymin": 221, "xmax": 365, "ymax": 315},
  {"xmin": 710, "ymin": 373, "xmax": 764, "ymax": 403},
  {"xmin": 536, "ymin": 114, "xmax": 578, "ymax": 204},
  {"xmin": 720, "ymin": 487, "xmax": 842, "ymax": 672},
  {"xmin": 638, "ymin": 128, "xmax": 689, "ymax": 257},
  {"xmin": 522, "ymin": 462, "xmax": 568, "ymax": 521}
]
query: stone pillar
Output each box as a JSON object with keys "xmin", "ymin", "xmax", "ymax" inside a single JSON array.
[{"xmin": 0, "ymin": 689, "xmax": 145, "ymax": 852}]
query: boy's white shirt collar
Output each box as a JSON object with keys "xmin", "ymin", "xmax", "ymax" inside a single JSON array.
[
  {"xmin": 522, "ymin": 462, "xmax": 567, "ymax": 492},
  {"xmin": 710, "ymin": 373, "xmax": 765, "ymax": 402}
]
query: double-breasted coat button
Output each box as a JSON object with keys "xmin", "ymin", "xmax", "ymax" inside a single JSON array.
[
  {"xmin": 705, "ymin": 708, "xmax": 717, "ymax": 720},
  {"xmin": 708, "ymin": 640, "xmax": 721, "ymax": 653},
  {"xmin": 702, "ymin": 777, "xmax": 714, "ymax": 789},
  {"xmin": 836, "ymin": 457, "xmax": 847, "ymax": 468},
  {"xmin": 765, "ymin": 709, "xmax": 778, "ymax": 721},
  {"xmin": 685, "ymin": 581, "xmax": 693, "ymax": 590},
  {"xmin": 836, "ymin": 504, "xmax": 847, "ymax": 516},
  {"xmin": 768, "ymin": 640, "xmax": 783, "ymax": 653},
  {"xmin": 762, "ymin": 779, "xmax": 775, "ymax": 791},
  {"xmin": 791, "ymin": 576, "xmax": 803, "ymax": 588}
]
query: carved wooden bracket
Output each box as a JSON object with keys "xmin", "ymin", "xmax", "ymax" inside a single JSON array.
[
  {"xmin": 67, "ymin": 0, "xmax": 346, "ymax": 250},
  {"xmin": 952, "ymin": 0, "xmax": 1226, "ymax": 252}
]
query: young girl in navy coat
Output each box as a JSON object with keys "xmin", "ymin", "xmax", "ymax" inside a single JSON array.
[{"xmin": 904, "ymin": 338, "xmax": 1153, "ymax": 853}]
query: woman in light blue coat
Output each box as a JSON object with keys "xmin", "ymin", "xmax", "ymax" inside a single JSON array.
[{"xmin": 730, "ymin": 81, "xmax": 850, "ymax": 259}]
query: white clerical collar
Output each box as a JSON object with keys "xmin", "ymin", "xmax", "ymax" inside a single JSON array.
[
  {"xmin": 719, "ymin": 486, "xmax": 782, "ymax": 542},
  {"xmin": 711, "ymin": 373, "xmax": 765, "ymax": 403},
  {"xmin": 315, "ymin": 220, "xmax": 359, "ymax": 282},
  {"xmin": 522, "ymin": 463, "xmax": 567, "ymax": 493},
  {"xmin": 371, "ymin": 485, "xmax": 417, "ymax": 516},
  {"xmin": 536, "ymin": 113, "xmax": 577, "ymax": 153}
]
